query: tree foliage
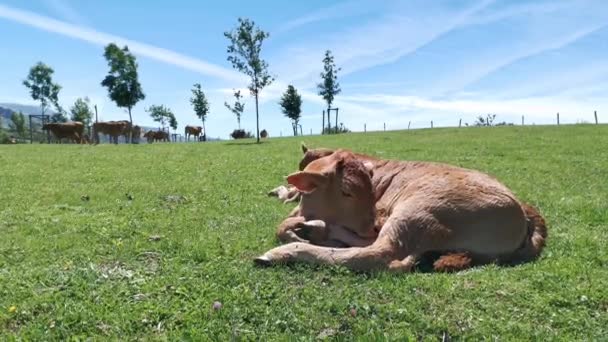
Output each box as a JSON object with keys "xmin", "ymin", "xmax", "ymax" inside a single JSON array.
[
  {"xmin": 168, "ymin": 113, "xmax": 178, "ymax": 131},
  {"xmin": 224, "ymin": 18, "xmax": 274, "ymax": 143},
  {"xmin": 190, "ymin": 83, "xmax": 209, "ymax": 133},
  {"xmin": 23, "ymin": 62, "xmax": 62, "ymax": 116},
  {"xmin": 146, "ymin": 105, "xmax": 176, "ymax": 131},
  {"xmin": 322, "ymin": 123, "xmax": 350, "ymax": 134},
  {"xmin": 317, "ymin": 50, "xmax": 341, "ymax": 133},
  {"xmin": 9, "ymin": 111, "xmax": 27, "ymax": 139},
  {"xmin": 279, "ymin": 85, "xmax": 302, "ymax": 136},
  {"xmin": 101, "ymin": 43, "xmax": 145, "ymax": 140},
  {"xmin": 224, "ymin": 89, "xmax": 245, "ymax": 129},
  {"xmin": 50, "ymin": 111, "xmax": 68, "ymax": 123},
  {"xmin": 70, "ymin": 97, "xmax": 93, "ymax": 126}
]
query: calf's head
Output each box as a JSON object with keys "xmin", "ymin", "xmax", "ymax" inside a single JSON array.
[
  {"xmin": 287, "ymin": 149, "xmax": 377, "ymax": 238},
  {"xmin": 299, "ymin": 143, "xmax": 335, "ymax": 171}
]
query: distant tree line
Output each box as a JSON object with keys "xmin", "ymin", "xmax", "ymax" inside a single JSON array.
[{"xmin": 9, "ymin": 17, "xmax": 353, "ymax": 143}]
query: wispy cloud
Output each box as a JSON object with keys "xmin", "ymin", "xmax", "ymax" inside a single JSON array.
[
  {"xmin": 272, "ymin": 0, "xmax": 494, "ymax": 87},
  {"xmin": 340, "ymin": 92, "xmax": 605, "ymax": 123},
  {"xmin": 435, "ymin": 0, "xmax": 608, "ymax": 94},
  {"xmin": 42, "ymin": 0, "xmax": 87, "ymax": 25},
  {"xmin": 0, "ymin": 4, "xmax": 244, "ymax": 83},
  {"xmin": 451, "ymin": 24, "xmax": 608, "ymax": 93},
  {"xmin": 275, "ymin": 0, "xmax": 372, "ymax": 34}
]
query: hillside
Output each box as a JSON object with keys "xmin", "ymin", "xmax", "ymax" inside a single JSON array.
[
  {"xmin": 0, "ymin": 103, "xmax": 54, "ymax": 129},
  {"xmin": 0, "ymin": 125, "xmax": 606, "ymax": 339}
]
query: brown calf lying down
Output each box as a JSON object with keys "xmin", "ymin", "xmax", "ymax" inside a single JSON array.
[
  {"xmin": 42, "ymin": 122, "xmax": 86, "ymax": 144},
  {"xmin": 257, "ymin": 149, "xmax": 547, "ymax": 272}
]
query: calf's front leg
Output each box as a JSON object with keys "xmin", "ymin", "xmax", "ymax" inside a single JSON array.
[{"xmin": 258, "ymin": 218, "xmax": 411, "ymax": 272}]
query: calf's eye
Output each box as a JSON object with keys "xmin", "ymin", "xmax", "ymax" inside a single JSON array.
[{"xmin": 341, "ymin": 190, "xmax": 352, "ymax": 198}]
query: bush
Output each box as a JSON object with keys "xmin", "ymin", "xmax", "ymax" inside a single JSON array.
[
  {"xmin": 323, "ymin": 123, "xmax": 350, "ymax": 134},
  {"xmin": 260, "ymin": 129, "xmax": 268, "ymax": 138},
  {"xmin": 0, "ymin": 130, "xmax": 9, "ymax": 144},
  {"xmin": 474, "ymin": 114, "xmax": 496, "ymax": 126},
  {"xmin": 230, "ymin": 129, "xmax": 254, "ymax": 139},
  {"xmin": 0, "ymin": 130, "xmax": 16, "ymax": 144}
]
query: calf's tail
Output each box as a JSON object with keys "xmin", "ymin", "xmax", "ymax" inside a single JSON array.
[{"xmin": 500, "ymin": 203, "xmax": 547, "ymax": 265}]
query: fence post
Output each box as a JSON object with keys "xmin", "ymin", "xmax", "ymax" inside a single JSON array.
[
  {"xmin": 310, "ymin": 128, "xmax": 312, "ymax": 135},
  {"xmin": 459, "ymin": 119, "xmax": 462, "ymax": 128},
  {"xmin": 521, "ymin": 115, "xmax": 524, "ymax": 126},
  {"xmin": 595, "ymin": 111, "xmax": 598, "ymax": 124},
  {"xmin": 431, "ymin": 121, "xmax": 433, "ymax": 129},
  {"xmin": 408, "ymin": 121, "xmax": 411, "ymax": 130},
  {"xmin": 384, "ymin": 123, "xmax": 386, "ymax": 131},
  {"xmin": 557, "ymin": 112, "xmax": 560, "ymax": 125},
  {"xmin": 364, "ymin": 123, "xmax": 366, "ymax": 133}
]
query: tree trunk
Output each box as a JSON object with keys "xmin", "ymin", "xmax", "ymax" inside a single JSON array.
[
  {"xmin": 202, "ymin": 117, "xmax": 206, "ymax": 141},
  {"xmin": 335, "ymin": 109, "xmax": 338, "ymax": 134},
  {"xmin": 327, "ymin": 106, "xmax": 331, "ymax": 134},
  {"xmin": 255, "ymin": 92, "xmax": 260, "ymax": 143},
  {"xmin": 128, "ymin": 106, "xmax": 133, "ymax": 143}
]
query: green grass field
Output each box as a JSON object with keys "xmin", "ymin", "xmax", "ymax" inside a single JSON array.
[{"xmin": 1, "ymin": 125, "xmax": 607, "ymax": 340}]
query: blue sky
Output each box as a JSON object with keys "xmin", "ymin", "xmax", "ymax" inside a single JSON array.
[{"xmin": 1, "ymin": 0, "xmax": 607, "ymax": 138}]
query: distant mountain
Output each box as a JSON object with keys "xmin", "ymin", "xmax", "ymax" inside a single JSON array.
[
  {"xmin": 0, "ymin": 103, "xmax": 51, "ymax": 116},
  {"xmin": 0, "ymin": 107, "xmax": 13, "ymax": 128},
  {"xmin": 0, "ymin": 103, "xmax": 58, "ymax": 129}
]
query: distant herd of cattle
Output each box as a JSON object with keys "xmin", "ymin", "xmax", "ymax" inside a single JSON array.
[{"xmin": 40, "ymin": 121, "xmax": 205, "ymax": 144}]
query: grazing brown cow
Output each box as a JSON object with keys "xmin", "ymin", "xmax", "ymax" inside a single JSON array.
[
  {"xmin": 42, "ymin": 121, "xmax": 86, "ymax": 144},
  {"xmin": 124, "ymin": 125, "xmax": 142, "ymax": 143},
  {"xmin": 185, "ymin": 125, "xmax": 203, "ymax": 142},
  {"xmin": 92, "ymin": 120, "xmax": 131, "ymax": 144},
  {"xmin": 143, "ymin": 130, "xmax": 170, "ymax": 143},
  {"xmin": 257, "ymin": 149, "xmax": 547, "ymax": 272}
]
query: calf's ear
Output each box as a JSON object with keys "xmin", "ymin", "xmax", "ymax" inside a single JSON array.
[
  {"xmin": 363, "ymin": 161, "xmax": 374, "ymax": 176},
  {"xmin": 301, "ymin": 142, "xmax": 308, "ymax": 154},
  {"xmin": 286, "ymin": 171, "xmax": 327, "ymax": 193}
]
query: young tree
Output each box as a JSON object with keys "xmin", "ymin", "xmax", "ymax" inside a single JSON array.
[
  {"xmin": 70, "ymin": 97, "xmax": 93, "ymax": 127},
  {"xmin": 101, "ymin": 43, "xmax": 145, "ymax": 142},
  {"xmin": 279, "ymin": 85, "xmax": 302, "ymax": 136},
  {"xmin": 9, "ymin": 111, "xmax": 27, "ymax": 141},
  {"xmin": 23, "ymin": 62, "xmax": 62, "ymax": 117},
  {"xmin": 224, "ymin": 89, "xmax": 245, "ymax": 129},
  {"xmin": 168, "ymin": 112, "xmax": 178, "ymax": 134},
  {"xmin": 190, "ymin": 83, "xmax": 209, "ymax": 135},
  {"xmin": 317, "ymin": 50, "xmax": 341, "ymax": 134},
  {"xmin": 146, "ymin": 105, "xmax": 174, "ymax": 131},
  {"xmin": 224, "ymin": 18, "xmax": 274, "ymax": 143}
]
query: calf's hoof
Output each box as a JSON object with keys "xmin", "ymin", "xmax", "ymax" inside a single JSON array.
[
  {"xmin": 253, "ymin": 255, "xmax": 273, "ymax": 267},
  {"xmin": 267, "ymin": 185, "xmax": 284, "ymax": 197}
]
